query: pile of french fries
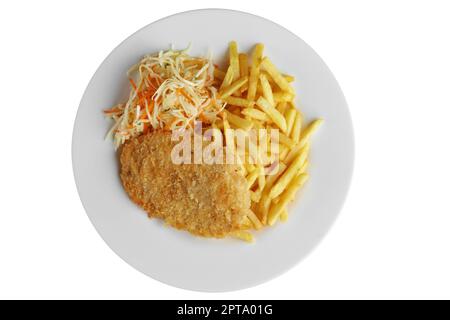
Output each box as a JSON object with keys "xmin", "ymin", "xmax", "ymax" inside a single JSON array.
[{"xmin": 214, "ymin": 42, "xmax": 323, "ymax": 242}]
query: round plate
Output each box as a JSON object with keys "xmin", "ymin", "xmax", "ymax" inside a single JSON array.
[{"xmin": 72, "ymin": 9, "xmax": 354, "ymax": 292}]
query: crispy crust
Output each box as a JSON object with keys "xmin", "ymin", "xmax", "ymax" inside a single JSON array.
[{"xmin": 120, "ymin": 131, "xmax": 250, "ymax": 238}]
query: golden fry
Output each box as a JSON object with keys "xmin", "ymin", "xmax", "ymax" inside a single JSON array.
[
  {"xmin": 258, "ymin": 162, "xmax": 287, "ymax": 224},
  {"xmin": 223, "ymin": 96, "xmax": 254, "ymax": 108},
  {"xmin": 256, "ymin": 97, "xmax": 287, "ymax": 132},
  {"xmin": 276, "ymin": 101, "xmax": 288, "ymax": 114},
  {"xmin": 273, "ymin": 91, "xmax": 295, "ymax": 103},
  {"xmin": 239, "ymin": 53, "xmax": 249, "ymax": 77},
  {"xmin": 220, "ymin": 76, "xmax": 249, "ymax": 99},
  {"xmin": 214, "ymin": 68, "xmax": 226, "ymax": 81},
  {"xmin": 279, "ymin": 209, "xmax": 288, "ymax": 222},
  {"xmin": 220, "ymin": 66, "xmax": 234, "ymax": 91},
  {"xmin": 247, "ymin": 43, "xmax": 264, "ymax": 101},
  {"xmin": 279, "ymin": 132, "xmax": 295, "ymax": 147},
  {"xmin": 261, "ymin": 57, "xmax": 293, "ymax": 93},
  {"xmin": 224, "ymin": 110, "xmax": 253, "ymax": 130},
  {"xmin": 246, "ymin": 168, "xmax": 260, "ymax": 189},
  {"xmin": 283, "ymin": 74, "xmax": 295, "ymax": 82},
  {"xmin": 247, "ymin": 210, "xmax": 263, "ymax": 230},
  {"xmin": 270, "ymin": 152, "xmax": 307, "ymax": 199},
  {"xmin": 291, "ymin": 111, "xmax": 302, "ymax": 143},
  {"xmin": 268, "ymin": 174, "xmax": 309, "ymax": 225},
  {"xmin": 231, "ymin": 231, "xmax": 254, "ymax": 242},
  {"xmin": 284, "ymin": 142, "xmax": 309, "ymax": 166},
  {"xmin": 299, "ymin": 119, "xmax": 323, "ymax": 147},
  {"xmin": 259, "ymin": 73, "xmax": 275, "ymax": 106},
  {"xmin": 241, "ymin": 108, "xmax": 271, "ymax": 122},
  {"xmin": 229, "ymin": 41, "xmax": 240, "ymax": 82},
  {"xmin": 284, "ymin": 108, "xmax": 296, "ymax": 136}
]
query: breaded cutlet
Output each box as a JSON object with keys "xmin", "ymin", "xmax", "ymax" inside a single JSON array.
[{"xmin": 120, "ymin": 130, "xmax": 251, "ymax": 238}]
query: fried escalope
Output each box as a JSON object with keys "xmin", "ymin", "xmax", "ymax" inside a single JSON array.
[{"xmin": 119, "ymin": 131, "xmax": 251, "ymax": 238}]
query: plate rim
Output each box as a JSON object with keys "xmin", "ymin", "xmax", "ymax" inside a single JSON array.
[{"xmin": 72, "ymin": 8, "xmax": 355, "ymax": 292}]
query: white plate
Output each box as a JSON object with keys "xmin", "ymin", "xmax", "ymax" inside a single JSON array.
[{"xmin": 72, "ymin": 9, "xmax": 354, "ymax": 292}]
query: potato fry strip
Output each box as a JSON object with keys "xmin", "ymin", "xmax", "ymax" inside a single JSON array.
[
  {"xmin": 241, "ymin": 108, "xmax": 271, "ymax": 122},
  {"xmin": 239, "ymin": 53, "xmax": 249, "ymax": 77},
  {"xmin": 247, "ymin": 210, "xmax": 263, "ymax": 230},
  {"xmin": 247, "ymin": 43, "xmax": 264, "ymax": 101},
  {"xmin": 261, "ymin": 57, "xmax": 293, "ymax": 93},
  {"xmin": 223, "ymin": 96, "xmax": 254, "ymax": 108},
  {"xmin": 273, "ymin": 91, "xmax": 295, "ymax": 103},
  {"xmin": 291, "ymin": 111, "xmax": 302, "ymax": 143},
  {"xmin": 246, "ymin": 169, "xmax": 260, "ymax": 189},
  {"xmin": 224, "ymin": 110, "xmax": 253, "ymax": 130},
  {"xmin": 231, "ymin": 231, "xmax": 254, "ymax": 242},
  {"xmin": 276, "ymin": 101, "xmax": 288, "ymax": 114},
  {"xmin": 285, "ymin": 108, "xmax": 296, "ymax": 136},
  {"xmin": 283, "ymin": 74, "xmax": 295, "ymax": 83},
  {"xmin": 270, "ymin": 152, "xmax": 307, "ymax": 199},
  {"xmin": 256, "ymin": 97, "xmax": 287, "ymax": 132},
  {"xmin": 220, "ymin": 66, "xmax": 234, "ymax": 91},
  {"xmin": 268, "ymin": 174, "xmax": 309, "ymax": 225},
  {"xmin": 220, "ymin": 76, "xmax": 248, "ymax": 99},
  {"xmin": 214, "ymin": 68, "xmax": 226, "ymax": 81},
  {"xmin": 279, "ymin": 209, "xmax": 289, "ymax": 222},
  {"xmin": 284, "ymin": 142, "xmax": 309, "ymax": 166},
  {"xmin": 279, "ymin": 132, "xmax": 295, "ymax": 147},
  {"xmin": 229, "ymin": 41, "xmax": 240, "ymax": 82},
  {"xmin": 258, "ymin": 162, "xmax": 287, "ymax": 223},
  {"xmin": 259, "ymin": 73, "xmax": 275, "ymax": 106},
  {"xmin": 299, "ymin": 119, "xmax": 323, "ymax": 147}
]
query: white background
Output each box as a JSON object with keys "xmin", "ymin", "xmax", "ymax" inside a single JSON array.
[{"xmin": 1, "ymin": 0, "xmax": 449, "ymax": 300}]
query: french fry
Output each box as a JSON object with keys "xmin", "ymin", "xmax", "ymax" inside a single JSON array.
[
  {"xmin": 284, "ymin": 108, "xmax": 296, "ymax": 136},
  {"xmin": 224, "ymin": 110, "xmax": 253, "ymax": 130},
  {"xmin": 241, "ymin": 216, "xmax": 253, "ymax": 229},
  {"xmin": 279, "ymin": 209, "xmax": 288, "ymax": 222},
  {"xmin": 258, "ymin": 162, "xmax": 287, "ymax": 223},
  {"xmin": 229, "ymin": 41, "xmax": 240, "ymax": 81},
  {"xmin": 283, "ymin": 74, "xmax": 295, "ymax": 83},
  {"xmin": 277, "ymin": 101, "xmax": 288, "ymax": 114},
  {"xmin": 250, "ymin": 190, "xmax": 262, "ymax": 202},
  {"xmin": 279, "ymin": 147, "xmax": 290, "ymax": 162},
  {"xmin": 291, "ymin": 111, "xmax": 302, "ymax": 143},
  {"xmin": 239, "ymin": 53, "xmax": 249, "ymax": 77},
  {"xmin": 247, "ymin": 210, "xmax": 263, "ymax": 230},
  {"xmin": 223, "ymin": 96, "xmax": 254, "ymax": 108},
  {"xmin": 257, "ymin": 172, "xmax": 266, "ymax": 191},
  {"xmin": 239, "ymin": 81, "xmax": 249, "ymax": 95},
  {"xmin": 270, "ymin": 152, "xmax": 307, "ymax": 199},
  {"xmin": 214, "ymin": 68, "xmax": 226, "ymax": 81},
  {"xmin": 298, "ymin": 160, "xmax": 309, "ymax": 175},
  {"xmin": 259, "ymin": 73, "xmax": 275, "ymax": 106},
  {"xmin": 241, "ymin": 108, "xmax": 271, "ymax": 122},
  {"xmin": 284, "ymin": 142, "xmax": 309, "ymax": 166},
  {"xmin": 273, "ymin": 91, "xmax": 295, "ymax": 103},
  {"xmin": 246, "ymin": 168, "xmax": 260, "ymax": 189},
  {"xmin": 245, "ymin": 163, "xmax": 256, "ymax": 173},
  {"xmin": 261, "ymin": 57, "xmax": 293, "ymax": 93},
  {"xmin": 232, "ymin": 231, "xmax": 254, "ymax": 242},
  {"xmin": 247, "ymin": 43, "xmax": 264, "ymax": 101},
  {"xmin": 268, "ymin": 173, "xmax": 309, "ymax": 225},
  {"xmin": 299, "ymin": 119, "xmax": 323, "ymax": 147},
  {"xmin": 256, "ymin": 96, "xmax": 287, "ymax": 132},
  {"xmin": 223, "ymin": 118, "xmax": 235, "ymax": 153},
  {"xmin": 220, "ymin": 76, "xmax": 248, "ymax": 99},
  {"xmin": 279, "ymin": 132, "xmax": 295, "ymax": 147},
  {"xmin": 220, "ymin": 66, "xmax": 234, "ymax": 91}
]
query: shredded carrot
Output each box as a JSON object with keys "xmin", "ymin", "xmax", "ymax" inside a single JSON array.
[{"xmin": 129, "ymin": 78, "xmax": 137, "ymax": 91}]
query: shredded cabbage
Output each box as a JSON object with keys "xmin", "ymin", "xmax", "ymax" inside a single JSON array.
[{"xmin": 104, "ymin": 45, "xmax": 226, "ymax": 149}]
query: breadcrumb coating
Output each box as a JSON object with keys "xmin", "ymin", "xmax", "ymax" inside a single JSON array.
[{"xmin": 120, "ymin": 131, "xmax": 251, "ymax": 238}]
